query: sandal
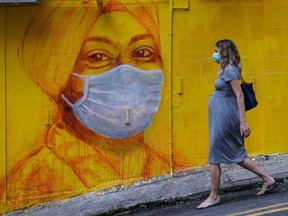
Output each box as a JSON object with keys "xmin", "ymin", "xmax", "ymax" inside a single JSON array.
[{"xmin": 257, "ymin": 181, "xmax": 278, "ymax": 195}]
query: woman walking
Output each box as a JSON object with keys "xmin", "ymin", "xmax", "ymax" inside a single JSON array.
[{"xmin": 197, "ymin": 39, "xmax": 277, "ymax": 209}]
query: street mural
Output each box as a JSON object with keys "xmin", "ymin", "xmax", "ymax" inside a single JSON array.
[
  {"xmin": 0, "ymin": 0, "xmax": 181, "ymax": 212},
  {"xmin": 3, "ymin": 0, "xmax": 288, "ymax": 214}
]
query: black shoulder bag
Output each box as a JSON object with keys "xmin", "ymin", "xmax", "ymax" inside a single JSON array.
[{"xmin": 240, "ymin": 76, "xmax": 258, "ymax": 111}]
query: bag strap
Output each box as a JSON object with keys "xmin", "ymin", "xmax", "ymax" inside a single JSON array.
[{"xmin": 240, "ymin": 75, "xmax": 246, "ymax": 84}]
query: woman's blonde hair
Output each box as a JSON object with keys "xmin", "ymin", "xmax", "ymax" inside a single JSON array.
[{"xmin": 215, "ymin": 39, "xmax": 241, "ymax": 75}]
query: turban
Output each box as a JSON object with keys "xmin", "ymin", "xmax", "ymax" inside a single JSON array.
[{"xmin": 18, "ymin": 0, "xmax": 160, "ymax": 101}]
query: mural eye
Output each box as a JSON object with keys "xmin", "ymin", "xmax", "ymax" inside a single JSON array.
[
  {"xmin": 89, "ymin": 53, "xmax": 110, "ymax": 62},
  {"xmin": 85, "ymin": 50, "xmax": 113, "ymax": 68},
  {"xmin": 132, "ymin": 47, "xmax": 156, "ymax": 62}
]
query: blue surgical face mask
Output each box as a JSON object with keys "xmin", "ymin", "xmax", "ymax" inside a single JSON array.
[
  {"xmin": 213, "ymin": 52, "xmax": 220, "ymax": 64},
  {"xmin": 62, "ymin": 64, "xmax": 163, "ymax": 139}
]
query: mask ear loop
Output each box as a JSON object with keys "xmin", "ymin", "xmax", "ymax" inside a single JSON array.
[
  {"xmin": 71, "ymin": 72, "xmax": 85, "ymax": 78},
  {"xmin": 61, "ymin": 72, "xmax": 87, "ymax": 107},
  {"xmin": 61, "ymin": 94, "xmax": 75, "ymax": 107}
]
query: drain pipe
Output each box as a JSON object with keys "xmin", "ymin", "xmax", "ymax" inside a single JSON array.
[{"xmin": 168, "ymin": 0, "xmax": 174, "ymax": 178}]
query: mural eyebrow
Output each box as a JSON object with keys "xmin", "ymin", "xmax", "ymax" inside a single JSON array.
[
  {"xmin": 84, "ymin": 36, "xmax": 114, "ymax": 45},
  {"xmin": 129, "ymin": 34, "xmax": 153, "ymax": 45}
]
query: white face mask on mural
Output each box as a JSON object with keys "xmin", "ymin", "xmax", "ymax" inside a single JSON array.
[{"xmin": 62, "ymin": 64, "xmax": 163, "ymax": 139}]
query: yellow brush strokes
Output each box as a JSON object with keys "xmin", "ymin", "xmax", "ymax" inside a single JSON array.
[{"xmin": 1, "ymin": 0, "xmax": 288, "ymax": 214}]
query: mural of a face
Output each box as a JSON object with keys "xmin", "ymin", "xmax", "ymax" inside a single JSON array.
[
  {"xmin": 75, "ymin": 12, "xmax": 162, "ymax": 73},
  {"xmin": 0, "ymin": 2, "xmax": 172, "ymax": 213},
  {"xmin": 62, "ymin": 11, "xmax": 163, "ymax": 139}
]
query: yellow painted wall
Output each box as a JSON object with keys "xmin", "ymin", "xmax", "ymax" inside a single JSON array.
[
  {"xmin": 172, "ymin": 0, "xmax": 288, "ymax": 167},
  {"xmin": 172, "ymin": 0, "xmax": 266, "ymax": 166},
  {"xmin": 0, "ymin": 0, "xmax": 288, "ymax": 213},
  {"xmin": 0, "ymin": 6, "xmax": 7, "ymax": 213}
]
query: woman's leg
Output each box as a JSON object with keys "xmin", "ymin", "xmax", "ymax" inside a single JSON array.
[
  {"xmin": 237, "ymin": 158, "xmax": 276, "ymax": 195},
  {"xmin": 197, "ymin": 164, "xmax": 221, "ymax": 209}
]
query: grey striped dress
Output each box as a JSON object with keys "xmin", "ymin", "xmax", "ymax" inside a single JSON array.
[{"xmin": 208, "ymin": 65, "xmax": 247, "ymax": 164}]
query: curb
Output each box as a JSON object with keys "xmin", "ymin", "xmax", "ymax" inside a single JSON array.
[
  {"xmin": 5, "ymin": 155, "xmax": 288, "ymax": 216},
  {"xmin": 96, "ymin": 175, "xmax": 288, "ymax": 216}
]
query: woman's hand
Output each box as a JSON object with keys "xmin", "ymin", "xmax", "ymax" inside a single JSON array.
[{"xmin": 240, "ymin": 122, "xmax": 251, "ymax": 137}]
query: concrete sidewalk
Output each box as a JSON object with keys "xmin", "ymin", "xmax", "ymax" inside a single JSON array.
[{"xmin": 5, "ymin": 154, "xmax": 288, "ymax": 216}]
